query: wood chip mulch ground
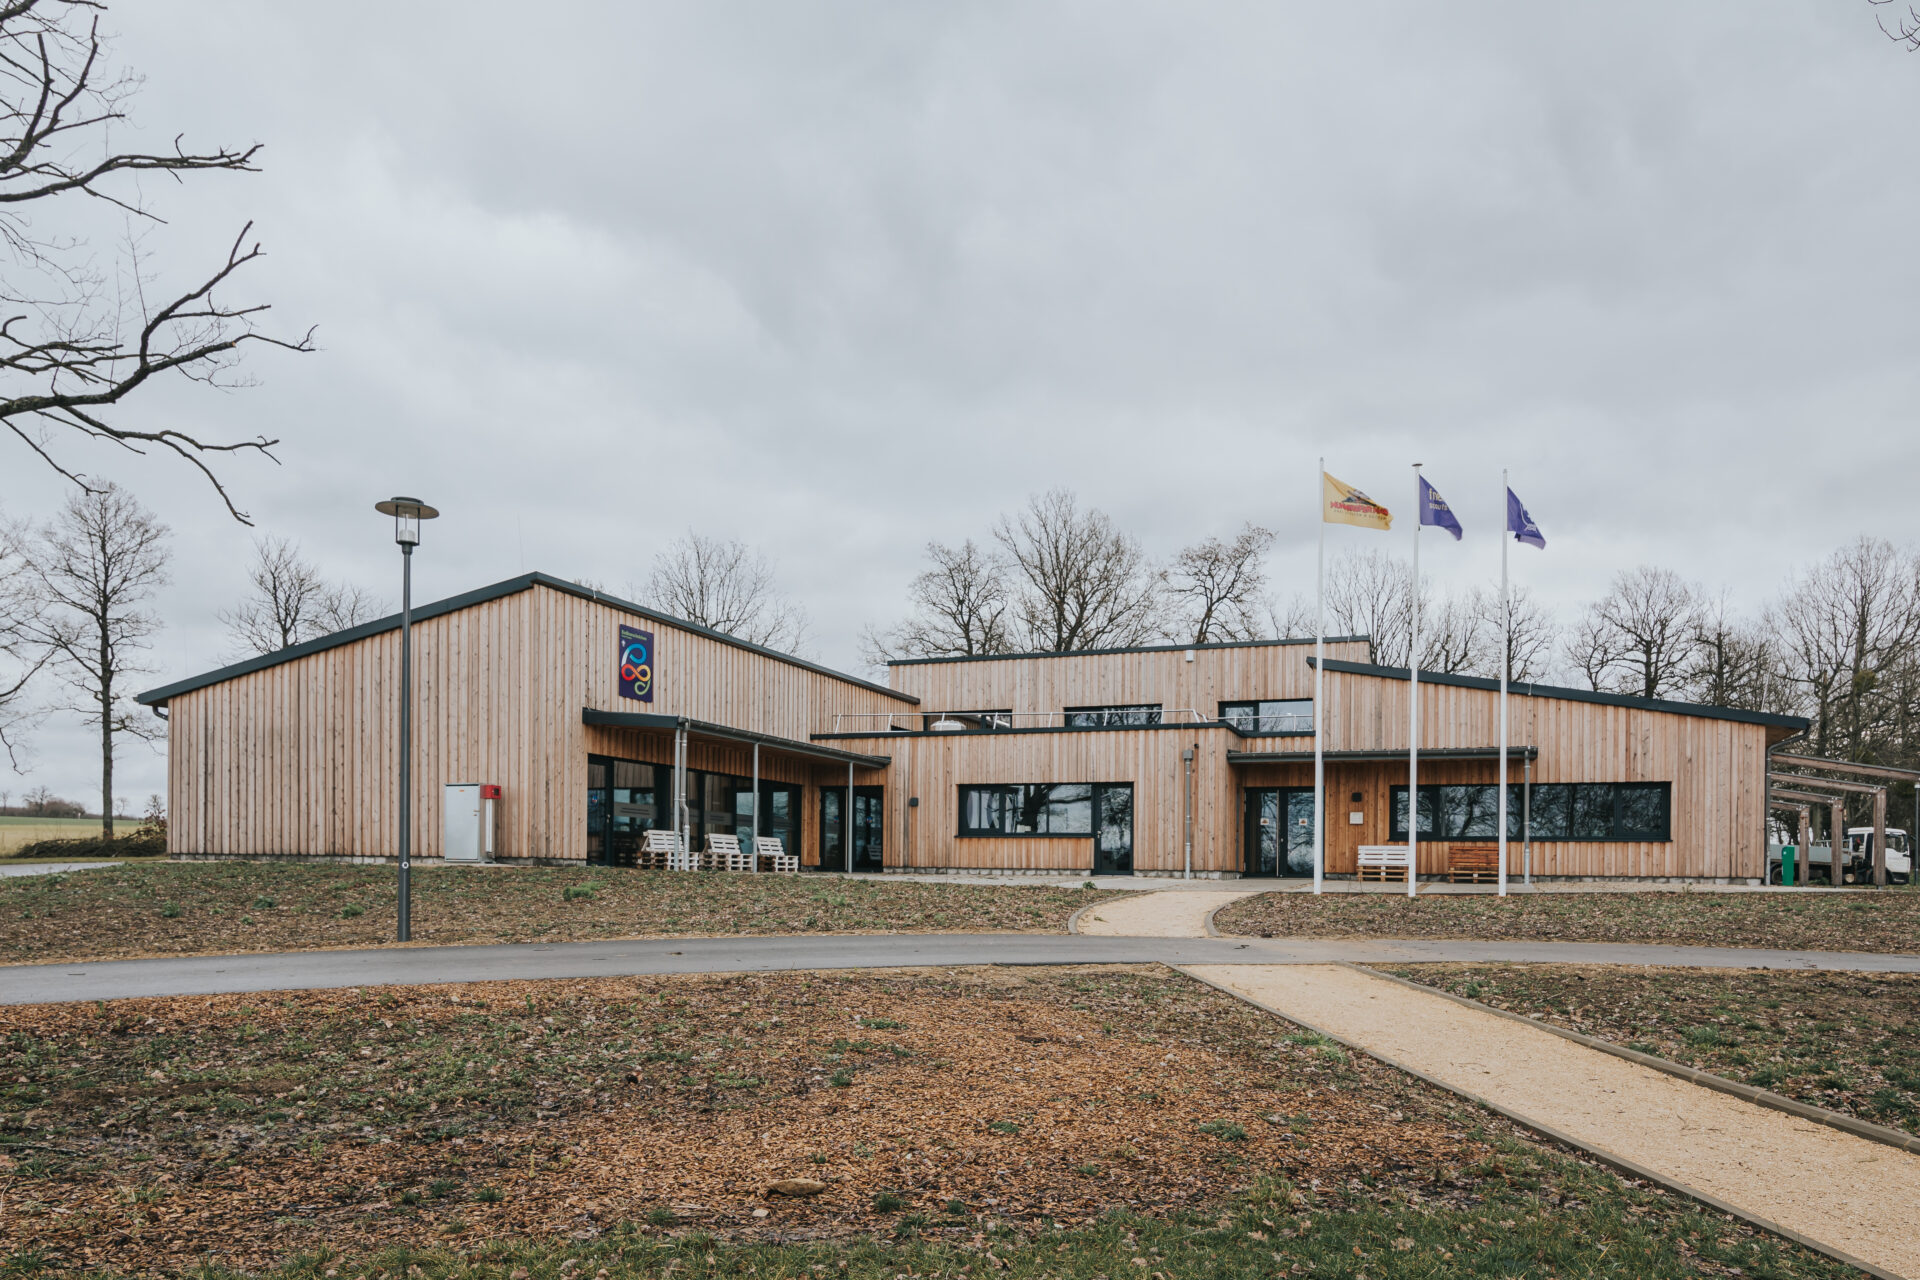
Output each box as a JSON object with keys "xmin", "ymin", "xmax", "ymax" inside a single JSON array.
[
  {"xmin": 2, "ymin": 967, "xmax": 1502, "ymax": 1274},
  {"xmin": 0, "ymin": 863, "xmax": 1125, "ymax": 964},
  {"xmin": 1215, "ymin": 887, "xmax": 1920, "ymax": 953},
  {"xmin": 1382, "ymin": 962, "xmax": 1920, "ymax": 1136}
]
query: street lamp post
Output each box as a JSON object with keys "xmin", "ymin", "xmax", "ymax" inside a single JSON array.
[{"xmin": 375, "ymin": 496, "xmax": 439, "ymax": 942}]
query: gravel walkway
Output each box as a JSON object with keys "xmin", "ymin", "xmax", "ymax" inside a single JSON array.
[
  {"xmin": 1186, "ymin": 962, "xmax": 1920, "ymax": 1279},
  {"xmin": 1073, "ymin": 887, "xmax": 1260, "ymax": 936}
]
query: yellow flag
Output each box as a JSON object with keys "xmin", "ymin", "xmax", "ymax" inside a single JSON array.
[{"xmin": 1323, "ymin": 472, "xmax": 1393, "ymax": 530}]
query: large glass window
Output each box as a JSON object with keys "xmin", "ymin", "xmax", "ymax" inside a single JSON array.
[
  {"xmin": 1063, "ymin": 705, "xmax": 1162, "ymax": 728},
  {"xmin": 1392, "ymin": 782, "xmax": 1671, "ymax": 842},
  {"xmin": 926, "ymin": 710, "xmax": 1013, "ymax": 731},
  {"xmin": 1219, "ymin": 699, "xmax": 1313, "ymax": 735},
  {"xmin": 959, "ymin": 783, "xmax": 1098, "ymax": 835}
]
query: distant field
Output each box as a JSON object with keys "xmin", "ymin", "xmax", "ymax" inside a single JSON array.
[{"xmin": 0, "ymin": 816, "xmax": 101, "ymax": 855}]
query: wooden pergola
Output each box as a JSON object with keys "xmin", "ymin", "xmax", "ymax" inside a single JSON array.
[{"xmin": 1768, "ymin": 752, "xmax": 1920, "ymax": 887}]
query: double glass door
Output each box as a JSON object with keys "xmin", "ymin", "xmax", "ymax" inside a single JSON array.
[
  {"xmin": 588, "ymin": 753, "xmax": 802, "ymax": 867},
  {"xmin": 819, "ymin": 786, "xmax": 884, "ymax": 872},
  {"xmin": 1245, "ymin": 787, "xmax": 1316, "ymax": 877}
]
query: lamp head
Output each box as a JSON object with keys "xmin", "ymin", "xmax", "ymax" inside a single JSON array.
[{"xmin": 375, "ymin": 496, "xmax": 439, "ymax": 547}]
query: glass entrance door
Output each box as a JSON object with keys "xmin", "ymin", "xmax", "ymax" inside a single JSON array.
[
  {"xmin": 1245, "ymin": 787, "xmax": 1316, "ymax": 877},
  {"xmin": 1092, "ymin": 784, "xmax": 1134, "ymax": 875},
  {"xmin": 819, "ymin": 786, "xmax": 884, "ymax": 872}
]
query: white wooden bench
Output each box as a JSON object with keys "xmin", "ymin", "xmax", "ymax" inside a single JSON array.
[
  {"xmin": 1357, "ymin": 844, "xmax": 1413, "ymax": 883},
  {"xmin": 641, "ymin": 827, "xmax": 690, "ymax": 871},
  {"xmin": 702, "ymin": 832, "xmax": 754, "ymax": 873},
  {"xmin": 755, "ymin": 835, "xmax": 799, "ymax": 874}
]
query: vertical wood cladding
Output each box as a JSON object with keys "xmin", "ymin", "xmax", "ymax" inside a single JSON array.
[{"xmin": 163, "ymin": 582, "xmax": 910, "ymax": 861}]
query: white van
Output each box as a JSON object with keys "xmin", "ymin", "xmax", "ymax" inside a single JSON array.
[{"xmin": 1768, "ymin": 828, "xmax": 1910, "ymax": 884}]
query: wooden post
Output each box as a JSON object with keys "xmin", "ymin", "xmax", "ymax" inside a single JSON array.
[
  {"xmin": 1873, "ymin": 786, "xmax": 1888, "ymax": 887},
  {"xmin": 1830, "ymin": 799, "xmax": 1845, "ymax": 886},
  {"xmin": 1796, "ymin": 807, "xmax": 1811, "ymax": 887}
]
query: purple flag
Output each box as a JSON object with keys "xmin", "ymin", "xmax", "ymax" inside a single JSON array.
[
  {"xmin": 1507, "ymin": 487, "xmax": 1545, "ymax": 549},
  {"xmin": 1418, "ymin": 475, "xmax": 1463, "ymax": 541}
]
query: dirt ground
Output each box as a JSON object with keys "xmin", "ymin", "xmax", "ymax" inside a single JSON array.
[
  {"xmin": 0, "ymin": 863, "xmax": 1124, "ymax": 964},
  {"xmin": 0, "ymin": 965, "xmax": 1511, "ymax": 1272},
  {"xmin": 1214, "ymin": 887, "xmax": 1920, "ymax": 953},
  {"xmin": 1384, "ymin": 963, "xmax": 1920, "ymax": 1136}
]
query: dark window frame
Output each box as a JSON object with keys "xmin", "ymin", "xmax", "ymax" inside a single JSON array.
[
  {"xmin": 1218, "ymin": 698, "xmax": 1314, "ymax": 735},
  {"xmin": 1389, "ymin": 781, "xmax": 1671, "ymax": 843},
  {"xmin": 958, "ymin": 782, "xmax": 1130, "ymax": 838},
  {"xmin": 1062, "ymin": 704, "xmax": 1163, "ymax": 728}
]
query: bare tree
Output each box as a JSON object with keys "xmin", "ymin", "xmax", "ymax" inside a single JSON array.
[
  {"xmin": 1166, "ymin": 523, "xmax": 1274, "ymax": 644},
  {"xmin": 1686, "ymin": 592, "xmax": 1789, "ymax": 712},
  {"xmin": 1321, "ymin": 547, "xmax": 1486, "ymax": 673},
  {"xmin": 0, "ymin": 512, "xmax": 49, "ymax": 765},
  {"xmin": 1871, "ymin": 0, "xmax": 1920, "ymax": 50},
  {"xmin": 1771, "ymin": 537, "xmax": 1920, "ymax": 760},
  {"xmin": 994, "ymin": 490, "xmax": 1163, "ymax": 652},
  {"xmin": 1566, "ymin": 566, "xmax": 1704, "ymax": 699},
  {"xmin": 644, "ymin": 531, "xmax": 809, "ymax": 652},
  {"xmin": 1264, "ymin": 592, "xmax": 1315, "ymax": 641},
  {"xmin": 219, "ymin": 536, "xmax": 381, "ymax": 656},
  {"xmin": 13, "ymin": 482, "xmax": 169, "ymax": 838},
  {"xmin": 1469, "ymin": 584, "xmax": 1560, "ymax": 683},
  {"xmin": 864, "ymin": 538, "xmax": 1014, "ymax": 664},
  {"xmin": 0, "ymin": 1, "xmax": 311, "ymax": 520}
]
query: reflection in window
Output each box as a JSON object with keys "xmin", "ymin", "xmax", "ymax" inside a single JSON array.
[
  {"xmin": 959, "ymin": 783, "xmax": 1101, "ymax": 835},
  {"xmin": 1219, "ymin": 700, "xmax": 1313, "ymax": 735},
  {"xmin": 1392, "ymin": 782, "xmax": 1671, "ymax": 842},
  {"xmin": 1063, "ymin": 705, "xmax": 1162, "ymax": 728}
]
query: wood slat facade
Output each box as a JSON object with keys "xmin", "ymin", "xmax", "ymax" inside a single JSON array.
[
  {"xmin": 150, "ymin": 576, "xmax": 910, "ymax": 864},
  {"xmin": 145, "ymin": 577, "xmax": 1805, "ymax": 881}
]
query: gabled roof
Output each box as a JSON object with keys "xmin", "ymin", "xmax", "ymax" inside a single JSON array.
[
  {"xmin": 137, "ymin": 572, "xmax": 918, "ymax": 707},
  {"xmin": 887, "ymin": 634, "xmax": 1370, "ymax": 666},
  {"xmin": 1309, "ymin": 658, "xmax": 1810, "ymax": 732}
]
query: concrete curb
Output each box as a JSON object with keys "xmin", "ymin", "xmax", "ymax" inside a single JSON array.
[
  {"xmin": 1171, "ymin": 963, "xmax": 1905, "ymax": 1280},
  {"xmin": 1348, "ymin": 961, "xmax": 1920, "ymax": 1157},
  {"xmin": 1065, "ymin": 902, "xmax": 1099, "ymax": 936},
  {"xmin": 1202, "ymin": 899, "xmax": 1226, "ymax": 937}
]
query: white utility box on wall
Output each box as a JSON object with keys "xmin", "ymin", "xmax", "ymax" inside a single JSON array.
[{"xmin": 443, "ymin": 783, "xmax": 500, "ymax": 863}]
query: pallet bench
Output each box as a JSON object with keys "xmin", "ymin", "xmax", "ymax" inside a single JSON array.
[
  {"xmin": 640, "ymin": 827, "xmax": 691, "ymax": 871},
  {"xmin": 1447, "ymin": 843, "xmax": 1503, "ymax": 884},
  {"xmin": 754, "ymin": 835, "xmax": 799, "ymax": 874},
  {"xmin": 702, "ymin": 832, "xmax": 755, "ymax": 873},
  {"xmin": 1357, "ymin": 844, "xmax": 1412, "ymax": 883}
]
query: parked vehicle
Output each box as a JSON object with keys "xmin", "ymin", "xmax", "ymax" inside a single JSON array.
[{"xmin": 1767, "ymin": 828, "xmax": 1910, "ymax": 884}]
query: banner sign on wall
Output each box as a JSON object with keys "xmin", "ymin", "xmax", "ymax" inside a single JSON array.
[{"xmin": 619, "ymin": 625, "xmax": 654, "ymax": 702}]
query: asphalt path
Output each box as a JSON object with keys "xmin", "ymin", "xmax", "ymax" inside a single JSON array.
[{"xmin": 4, "ymin": 933, "xmax": 1919, "ymax": 1005}]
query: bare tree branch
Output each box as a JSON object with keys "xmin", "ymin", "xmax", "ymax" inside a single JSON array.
[
  {"xmin": 1167, "ymin": 523, "xmax": 1274, "ymax": 645},
  {"xmin": 864, "ymin": 538, "xmax": 1015, "ymax": 666},
  {"xmin": 642, "ymin": 531, "xmax": 810, "ymax": 653},
  {"xmin": 218, "ymin": 536, "xmax": 383, "ymax": 657},
  {"xmin": 0, "ymin": 2, "xmax": 311, "ymax": 520},
  {"xmin": 993, "ymin": 489, "xmax": 1164, "ymax": 652}
]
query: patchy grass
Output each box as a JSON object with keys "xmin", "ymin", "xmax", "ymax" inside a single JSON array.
[
  {"xmin": 1216, "ymin": 888, "xmax": 1920, "ymax": 953},
  {"xmin": 0, "ymin": 967, "xmax": 1855, "ymax": 1278},
  {"xmin": 0, "ymin": 863, "xmax": 1126, "ymax": 963},
  {"xmin": 1382, "ymin": 963, "xmax": 1920, "ymax": 1138}
]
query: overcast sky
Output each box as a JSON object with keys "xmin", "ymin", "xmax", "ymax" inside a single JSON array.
[{"xmin": 5, "ymin": 2, "xmax": 1920, "ymax": 809}]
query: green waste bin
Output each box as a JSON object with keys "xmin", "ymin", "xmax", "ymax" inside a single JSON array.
[{"xmin": 1782, "ymin": 845, "xmax": 1796, "ymax": 886}]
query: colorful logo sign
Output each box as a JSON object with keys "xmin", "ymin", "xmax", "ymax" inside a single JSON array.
[{"xmin": 619, "ymin": 625, "xmax": 653, "ymax": 702}]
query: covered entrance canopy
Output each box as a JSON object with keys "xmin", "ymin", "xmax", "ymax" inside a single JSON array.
[{"xmin": 582, "ymin": 710, "xmax": 889, "ymax": 869}]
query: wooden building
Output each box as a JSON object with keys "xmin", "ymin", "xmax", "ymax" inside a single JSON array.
[{"xmin": 140, "ymin": 572, "xmax": 1808, "ymax": 882}]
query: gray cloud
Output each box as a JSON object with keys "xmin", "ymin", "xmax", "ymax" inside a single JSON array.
[{"xmin": 5, "ymin": 1, "xmax": 1918, "ymax": 804}]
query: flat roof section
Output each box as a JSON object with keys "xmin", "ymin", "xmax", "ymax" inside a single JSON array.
[
  {"xmin": 1311, "ymin": 658, "xmax": 1811, "ymax": 733},
  {"xmin": 584, "ymin": 709, "xmax": 892, "ymax": 769},
  {"xmin": 137, "ymin": 572, "xmax": 918, "ymax": 708}
]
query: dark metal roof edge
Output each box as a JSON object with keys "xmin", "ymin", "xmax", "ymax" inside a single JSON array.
[
  {"xmin": 138, "ymin": 571, "xmax": 918, "ymax": 708},
  {"xmin": 1307, "ymin": 658, "xmax": 1811, "ymax": 731},
  {"xmin": 583, "ymin": 709, "xmax": 890, "ymax": 768},
  {"xmin": 886, "ymin": 634, "xmax": 1372, "ymax": 667},
  {"xmin": 813, "ymin": 721, "xmax": 1261, "ymax": 742},
  {"xmin": 1226, "ymin": 746, "xmax": 1541, "ymax": 763}
]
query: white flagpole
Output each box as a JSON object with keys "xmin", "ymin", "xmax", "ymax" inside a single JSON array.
[
  {"xmin": 1314, "ymin": 458, "xmax": 1326, "ymax": 895},
  {"xmin": 1498, "ymin": 470, "xmax": 1511, "ymax": 898},
  {"xmin": 1408, "ymin": 463, "xmax": 1421, "ymax": 899}
]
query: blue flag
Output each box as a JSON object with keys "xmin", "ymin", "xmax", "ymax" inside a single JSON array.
[
  {"xmin": 1418, "ymin": 475, "xmax": 1463, "ymax": 541},
  {"xmin": 1507, "ymin": 487, "xmax": 1545, "ymax": 549}
]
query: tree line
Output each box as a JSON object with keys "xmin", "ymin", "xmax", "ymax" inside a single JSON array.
[{"xmin": 860, "ymin": 489, "xmax": 1920, "ymax": 777}]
